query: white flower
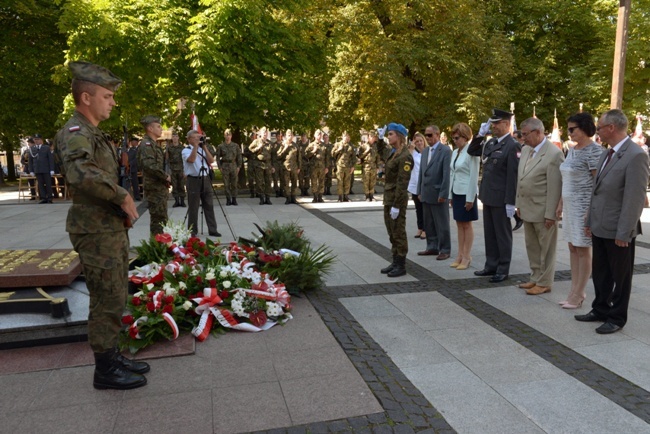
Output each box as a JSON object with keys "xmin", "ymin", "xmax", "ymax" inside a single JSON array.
[
  {"xmin": 222, "ymin": 280, "xmax": 231, "ymax": 289},
  {"xmin": 205, "ymin": 272, "xmax": 215, "ymax": 281},
  {"xmin": 134, "ymin": 291, "xmax": 143, "ymax": 297},
  {"xmin": 266, "ymin": 302, "xmax": 283, "ymax": 317},
  {"xmin": 178, "ymin": 281, "xmax": 187, "ymax": 290},
  {"xmin": 191, "ymin": 269, "xmax": 200, "ymax": 276},
  {"xmin": 231, "ymin": 298, "xmax": 245, "ymax": 316},
  {"xmin": 146, "ymin": 283, "xmax": 154, "ymax": 290},
  {"xmin": 220, "ymin": 270, "xmax": 228, "ymax": 278},
  {"xmin": 182, "ymin": 300, "xmax": 193, "ymax": 310}
]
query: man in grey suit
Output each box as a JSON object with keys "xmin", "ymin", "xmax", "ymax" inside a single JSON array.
[
  {"xmin": 515, "ymin": 118, "xmax": 564, "ymax": 295},
  {"xmin": 417, "ymin": 125, "xmax": 452, "ymax": 260},
  {"xmin": 467, "ymin": 109, "xmax": 521, "ymax": 282},
  {"xmin": 575, "ymin": 109, "xmax": 649, "ymax": 334},
  {"xmin": 28, "ymin": 133, "xmax": 55, "ymax": 203}
]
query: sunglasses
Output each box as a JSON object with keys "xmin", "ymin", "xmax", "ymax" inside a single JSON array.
[
  {"xmin": 452, "ymin": 136, "xmax": 461, "ymax": 140},
  {"xmin": 568, "ymin": 127, "xmax": 579, "ymax": 134},
  {"xmin": 425, "ymin": 133, "xmax": 434, "ymax": 137}
]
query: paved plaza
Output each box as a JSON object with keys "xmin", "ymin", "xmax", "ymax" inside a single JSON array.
[{"xmin": 2, "ymin": 184, "xmax": 650, "ymax": 433}]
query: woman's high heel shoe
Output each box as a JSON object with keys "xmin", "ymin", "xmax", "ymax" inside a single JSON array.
[
  {"xmin": 450, "ymin": 256, "xmax": 462, "ymax": 268},
  {"xmin": 562, "ymin": 296, "xmax": 585, "ymax": 309},
  {"xmin": 414, "ymin": 229, "xmax": 423, "ymax": 238},
  {"xmin": 456, "ymin": 257, "xmax": 471, "ymax": 270}
]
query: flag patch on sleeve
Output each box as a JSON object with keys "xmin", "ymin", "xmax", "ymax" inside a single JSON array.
[{"xmin": 68, "ymin": 126, "xmax": 80, "ymax": 132}]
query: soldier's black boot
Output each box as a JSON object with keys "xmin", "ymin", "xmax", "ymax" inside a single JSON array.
[
  {"xmin": 387, "ymin": 256, "xmax": 406, "ymax": 278},
  {"xmin": 312, "ymin": 194, "xmax": 318, "ymax": 203},
  {"xmin": 318, "ymin": 194, "xmax": 324, "ymax": 203},
  {"xmin": 325, "ymin": 187, "xmax": 331, "ymax": 195},
  {"xmin": 381, "ymin": 256, "xmax": 397, "ymax": 274},
  {"xmin": 259, "ymin": 194, "xmax": 265, "ymax": 205},
  {"xmin": 285, "ymin": 196, "xmax": 291, "ymax": 204},
  {"xmin": 180, "ymin": 197, "xmax": 186, "ymax": 207},
  {"xmin": 343, "ymin": 194, "xmax": 350, "ymax": 202},
  {"xmin": 338, "ymin": 195, "xmax": 343, "ymax": 202},
  {"xmin": 172, "ymin": 198, "xmax": 180, "ymax": 208},
  {"xmin": 112, "ymin": 348, "xmax": 150, "ymax": 374},
  {"xmin": 291, "ymin": 195, "xmax": 298, "ymax": 204},
  {"xmin": 369, "ymin": 194, "xmax": 374, "ymax": 201},
  {"xmin": 264, "ymin": 195, "xmax": 272, "ymax": 205},
  {"xmin": 93, "ymin": 351, "xmax": 147, "ymax": 390},
  {"xmin": 276, "ymin": 189, "xmax": 282, "ymax": 198},
  {"xmin": 226, "ymin": 196, "xmax": 232, "ymax": 206},
  {"xmin": 232, "ymin": 197, "xmax": 238, "ymax": 206}
]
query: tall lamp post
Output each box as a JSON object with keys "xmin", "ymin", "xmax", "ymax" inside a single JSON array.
[{"xmin": 611, "ymin": 0, "xmax": 632, "ymax": 109}]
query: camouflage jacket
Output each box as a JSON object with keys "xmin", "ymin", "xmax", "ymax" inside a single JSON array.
[
  {"xmin": 358, "ymin": 142, "xmax": 382, "ymax": 170},
  {"xmin": 216, "ymin": 141, "xmax": 243, "ymax": 168},
  {"xmin": 276, "ymin": 141, "xmax": 301, "ymax": 171},
  {"xmin": 53, "ymin": 110, "xmax": 129, "ymax": 234},
  {"xmin": 166, "ymin": 143, "xmax": 185, "ymax": 172},
  {"xmin": 332, "ymin": 141, "xmax": 356, "ymax": 169},
  {"xmin": 249, "ymin": 138, "xmax": 273, "ymax": 169},
  {"xmin": 383, "ymin": 145, "xmax": 413, "ymax": 209},
  {"xmin": 137, "ymin": 134, "xmax": 167, "ymax": 186},
  {"xmin": 305, "ymin": 140, "xmax": 330, "ymax": 169}
]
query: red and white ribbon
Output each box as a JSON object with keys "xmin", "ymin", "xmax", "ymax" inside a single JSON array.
[{"xmin": 162, "ymin": 312, "xmax": 179, "ymax": 339}]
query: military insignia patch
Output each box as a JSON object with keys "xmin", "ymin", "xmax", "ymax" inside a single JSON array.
[
  {"xmin": 403, "ymin": 163, "xmax": 412, "ymax": 172},
  {"xmin": 68, "ymin": 126, "xmax": 80, "ymax": 132}
]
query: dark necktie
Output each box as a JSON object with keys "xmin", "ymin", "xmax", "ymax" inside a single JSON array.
[{"xmin": 598, "ymin": 148, "xmax": 615, "ymax": 178}]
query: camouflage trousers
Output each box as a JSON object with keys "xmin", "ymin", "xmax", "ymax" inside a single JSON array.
[
  {"xmin": 221, "ymin": 163, "xmax": 239, "ymax": 199},
  {"xmin": 336, "ymin": 166, "xmax": 352, "ymax": 195},
  {"xmin": 300, "ymin": 163, "xmax": 311, "ymax": 191},
  {"xmin": 325, "ymin": 167, "xmax": 333, "ymax": 190},
  {"xmin": 70, "ymin": 231, "xmax": 129, "ymax": 353},
  {"xmin": 384, "ymin": 205, "xmax": 408, "ymax": 257},
  {"xmin": 272, "ymin": 162, "xmax": 282, "ymax": 189},
  {"xmin": 281, "ymin": 167, "xmax": 300, "ymax": 197},
  {"xmin": 170, "ymin": 169, "xmax": 186, "ymax": 199},
  {"xmin": 254, "ymin": 164, "xmax": 273, "ymax": 196},
  {"xmin": 362, "ymin": 167, "xmax": 377, "ymax": 195},
  {"xmin": 310, "ymin": 166, "xmax": 327, "ymax": 195},
  {"xmin": 145, "ymin": 184, "xmax": 169, "ymax": 235},
  {"xmin": 247, "ymin": 162, "xmax": 256, "ymax": 191}
]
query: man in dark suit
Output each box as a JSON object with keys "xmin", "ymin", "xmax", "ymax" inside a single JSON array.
[
  {"xmin": 28, "ymin": 133, "xmax": 55, "ymax": 203},
  {"xmin": 576, "ymin": 109, "xmax": 649, "ymax": 334},
  {"xmin": 468, "ymin": 109, "xmax": 521, "ymax": 282},
  {"xmin": 417, "ymin": 125, "xmax": 452, "ymax": 260}
]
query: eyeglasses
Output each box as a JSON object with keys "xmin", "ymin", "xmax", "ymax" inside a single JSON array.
[
  {"xmin": 452, "ymin": 136, "xmax": 461, "ymax": 140},
  {"xmin": 425, "ymin": 133, "xmax": 434, "ymax": 137},
  {"xmin": 567, "ymin": 127, "xmax": 579, "ymax": 134},
  {"xmin": 596, "ymin": 124, "xmax": 611, "ymax": 131}
]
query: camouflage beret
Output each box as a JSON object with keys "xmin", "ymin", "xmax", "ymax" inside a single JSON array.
[
  {"xmin": 69, "ymin": 61, "xmax": 122, "ymax": 92},
  {"xmin": 140, "ymin": 115, "xmax": 161, "ymax": 127}
]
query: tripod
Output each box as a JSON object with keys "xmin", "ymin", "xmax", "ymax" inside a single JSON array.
[{"xmin": 183, "ymin": 145, "xmax": 222, "ymax": 237}]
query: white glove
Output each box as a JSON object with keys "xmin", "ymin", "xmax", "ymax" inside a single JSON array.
[
  {"xmin": 30, "ymin": 172, "xmax": 35, "ymax": 177},
  {"xmin": 506, "ymin": 204, "xmax": 516, "ymax": 219},
  {"xmin": 478, "ymin": 121, "xmax": 491, "ymax": 137},
  {"xmin": 50, "ymin": 171, "xmax": 54, "ymax": 176},
  {"xmin": 390, "ymin": 207, "xmax": 399, "ymax": 220}
]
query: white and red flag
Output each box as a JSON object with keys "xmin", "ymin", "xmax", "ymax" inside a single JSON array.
[{"xmin": 191, "ymin": 111, "xmax": 204, "ymax": 135}]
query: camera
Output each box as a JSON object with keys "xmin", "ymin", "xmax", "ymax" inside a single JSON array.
[{"xmin": 199, "ymin": 136, "xmax": 205, "ymax": 147}]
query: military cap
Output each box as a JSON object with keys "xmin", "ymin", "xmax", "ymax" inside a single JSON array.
[
  {"xmin": 489, "ymin": 108, "xmax": 514, "ymax": 122},
  {"xmin": 33, "ymin": 133, "xmax": 42, "ymax": 139},
  {"xmin": 129, "ymin": 136, "xmax": 139, "ymax": 142},
  {"xmin": 68, "ymin": 61, "xmax": 122, "ymax": 92},
  {"xmin": 140, "ymin": 115, "xmax": 161, "ymax": 127},
  {"xmin": 386, "ymin": 123, "xmax": 408, "ymax": 137}
]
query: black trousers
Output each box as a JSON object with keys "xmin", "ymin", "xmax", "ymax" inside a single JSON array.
[
  {"xmin": 591, "ymin": 235, "xmax": 635, "ymax": 326},
  {"xmin": 411, "ymin": 193, "xmax": 423, "ymax": 230},
  {"xmin": 482, "ymin": 204, "xmax": 512, "ymax": 275},
  {"xmin": 35, "ymin": 172, "xmax": 52, "ymax": 201}
]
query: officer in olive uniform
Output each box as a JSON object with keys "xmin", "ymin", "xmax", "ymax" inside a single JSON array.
[
  {"xmin": 137, "ymin": 115, "xmax": 171, "ymax": 235},
  {"xmin": 216, "ymin": 128, "xmax": 243, "ymax": 206},
  {"xmin": 380, "ymin": 123, "xmax": 414, "ymax": 277},
  {"xmin": 331, "ymin": 131, "xmax": 356, "ymax": 202},
  {"xmin": 165, "ymin": 131, "xmax": 186, "ymax": 208},
  {"xmin": 249, "ymin": 127, "xmax": 274, "ymax": 204},
  {"xmin": 323, "ymin": 131, "xmax": 334, "ymax": 195},
  {"xmin": 305, "ymin": 131, "xmax": 330, "ymax": 203},
  {"xmin": 53, "ymin": 61, "xmax": 148, "ymax": 390},
  {"xmin": 359, "ymin": 131, "xmax": 382, "ymax": 201},
  {"xmin": 298, "ymin": 132, "xmax": 311, "ymax": 196},
  {"xmin": 467, "ymin": 108, "xmax": 521, "ymax": 282},
  {"xmin": 276, "ymin": 129, "xmax": 301, "ymax": 204}
]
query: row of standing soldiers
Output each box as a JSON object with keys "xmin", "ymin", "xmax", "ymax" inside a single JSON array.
[{"xmin": 242, "ymin": 128, "xmax": 388, "ymax": 205}]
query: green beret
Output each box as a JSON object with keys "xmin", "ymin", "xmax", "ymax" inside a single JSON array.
[
  {"xmin": 140, "ymin": 115, "xmax": 161, "ymax": 127},
  {"xmin": 69, "ymin": 61, "xmax": 122, "ymax": 92}
]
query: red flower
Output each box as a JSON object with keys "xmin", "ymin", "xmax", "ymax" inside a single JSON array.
[
  {"xmin": 209, "ymin": 279, "xmax": 216, "ymax": 287},
  {"xmin": 129, "ymin": 327, "xmax": 139, "ymax": 339},
  {"xmin": 183, "ymin": 274, "xmax": 189, "ymax": 279},
  {"xmin": 219, "ymin": 290, "xmax": 229, "ymax": 300},
  {"xmin": 196, "ymin": 276, "xmax": 202, "ymax": 284},
  {"xmin": 249, "ymin": 310, "xmax": 268, "ymax": 327},
  {"xmin": 121, "ymin": 315, "xmax": 134, "ymax": 325},
  {"xmin": 204, "ymin": 250, "xmax": 209, "ymax": 256},
  {"xmin": 146, "ymin": 302, "xmax": 156, "ymax": 312},
  {"xmin": 155, "ymin": 233, "xmax": 173, "ymax": 245},
  {"xmin": 147, "ymin": 291, "xmax": 155, "ymax": 299},
  {"xmin": 164, "ymin": 296, "xmax": 174, "ymax": 304},
  {"xmin": 162, "ymin": 305, "xmax": 173, "ymax": 314},
  {"xmin": 131, "ymin": 297, "xmax": 141, "ymax": 306},
  {"xmin": 179, "ymin": 289, "xmax": 186, "ymax": 296}
]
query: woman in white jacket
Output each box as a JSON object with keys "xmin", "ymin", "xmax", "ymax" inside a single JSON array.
[
  {"xmin": 407, "ymin": 132, "xmax": 427, "ymax": 239},
  {"xmin": 448, "ymin": 123, "xmax": 480, "ymax": 270}
]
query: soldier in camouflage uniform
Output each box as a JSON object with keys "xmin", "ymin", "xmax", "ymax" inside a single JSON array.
[
  {"xmin": 331, "ymin": 131, "xmax": 356, "ymax": 202},
  {"xmin": 305, "ymin": 130, "xmax": 330, "ymax": 203},
  {"xmin": 276, "ymin": 129, "xmax": 301, "ymax": 204},
  {"xmin": 216, "ymin": 128, "xmax": 242, "ymax": 206},
  {"xmin": 165, "ymin": 131, "xmax": 186, "ymax": 208},
  {"xmin": 53, "ymin": 61, "xmax": 148, "ymax": 390},
  {"xmin": 269, "ymin": 131, "xmax": 283, "ymax": 197},
  {"xmin": 249, "ymin": 127, "xmax": 274, "ymax": 205},
  {"xmin": 323, "ymin": 131, "xmax": 334, "ymax": 195},
  {"xmin": 358, "ymin": 130, "xmax": 382, "ymax": 201},
  {"xmin": 298, "ymin": 132, "xmax": 311, "ymax": 196},
  {"xmin": 380, "ymin": 123, "xmax": 414, "ymax": 277},
  {"xmin": 137, "ymin": 115, "xmax": 171, "ymax": 236},
  {"xmin": 243, "ymin": 132, "xmax": 257, "ymax": 197}
]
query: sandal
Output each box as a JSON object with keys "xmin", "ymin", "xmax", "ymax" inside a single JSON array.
[
  {"xmin": 420, "ymin": 231, "xmax": 426, "ymax": 239},
  {"xmin": 414, "ymin": 229, "xmax": 423, "ymax": 238}
]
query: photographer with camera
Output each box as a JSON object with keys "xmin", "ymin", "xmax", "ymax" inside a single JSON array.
[{"xmin": 182, "ymin": 130, "xmax": 221, "ymax": 237}]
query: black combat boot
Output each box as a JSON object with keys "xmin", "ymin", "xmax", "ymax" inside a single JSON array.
[
  {"xmin": 232, "ymin": 197, "xmax": 238, "ymax": 206},
  {"xmin": 325, "ymin": 187, "xmax": 331, "ymax": 195},
  {"xmin": 338, "ymin": 195, "xmax": 343, "ymax": 202},
  {"xmin": 369, "ymin": 194, "xmax": 374, "ymax": 201},
  {"xmin": 381, "ymin": 256, "xmax": 397, "ymax": 274},
  {"xmin": 180, "ymin": 197, "xmax": 186, "ymax": 207},
  {"xmin": 343, "ymin": 194, "xmax": 350, "ymax": 202},
  {"xmin": 259, "ymin": 194, "xmax": 265, "ymax": 205},
  {"xmin": 312, "ymin": 194, "xmax": 318, "ymax": 203},
  {"xmin": 264, "ymin": 195, "xmax": 272, "ymax": 205},
  {"xmin": 112, "ymin": 348, "xmax": 150, "ymax": 374},
  {"xmin": 226, "ymin": 196, "xmax": 232, "ymax": 206},
  {"xmin": 387, "ymin": 256, "xmax": 406, "ymax": 278},
  {"xmin": 285, "ymin": 196, "xmax": 291, "ymax": 204},
  {"xmin": 172, "ymin": 198, "xmax": 180, "ymax": 208},
  {"xmin": 318, "ymin": 194, "xmax": 324, "ymax": 203},
  {"xmin": 291, "ymin": 195, "xmax": 298, "ymax": 204},
  {"xmin": 93, "ymin": 351, "xmax": 147, "ymax": 390}
]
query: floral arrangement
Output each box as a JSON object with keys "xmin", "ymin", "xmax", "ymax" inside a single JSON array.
[{"xmin": 121, "ymin": 219, "xmax": 334, "ymax": 353}]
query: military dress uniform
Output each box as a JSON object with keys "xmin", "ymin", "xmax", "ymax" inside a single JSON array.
[
  {"xmin": 332, "ymin": 140, "xmax": 356, "ymax": 201},
  {"xmin": 382, "ymin": 145, "xmax": 414, "ymax": 275},
  {"xmin": 298, "ymin": 138, "xmax": 311, "ymax": 195},
  {"xmin": 276, "ymin": 139, "xmax": 301, "ymax": 204},
  {"xmin": 358, "ymin": 141, "xmax": 381, "ymax": 201},
  {"xmin": 166, "ymin": 142, "xmax": 186, "ymax": 207},
  {"xmin": 137, "ymin": 133, "xmax": 169, "ymax": 235},
  {"xmin": 216, "ymin": 140, "xmax": 243, "ymax": 205},
  {"xmin": 249, "ymin": 137, "xmax": 274, "ymax": 204},
  {"xmin": 305, "ymin": 139, "xmax": 330, "ymax": 202}
]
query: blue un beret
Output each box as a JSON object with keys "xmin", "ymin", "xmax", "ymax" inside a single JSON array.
[{"xmin": 386, "ymin": 123, "xmax": 408, "ymax": 137}]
